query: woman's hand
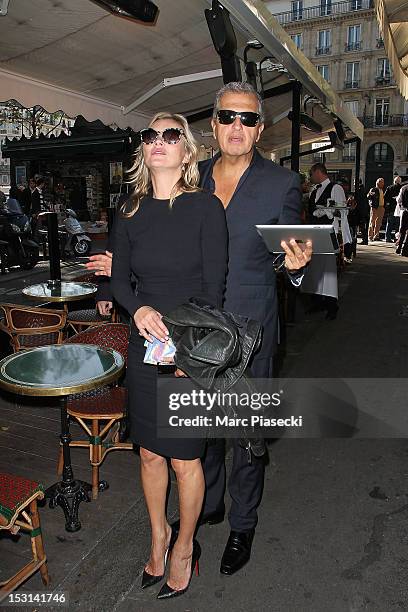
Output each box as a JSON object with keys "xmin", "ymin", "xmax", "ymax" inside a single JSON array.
[
  {"xmin": 174, "ymin": 368, "xmax": 187, "ymax": 377},
  {"xmin": 134, "ymin": 306, "xmax": 169, "ymax": 342},
  {"xmin": 86, "ymin": 251, "xmax": 113, "ymax": 276},
  {"xmin": 97, "ymin": 301, "xmax": 112, "ymax": 316}
]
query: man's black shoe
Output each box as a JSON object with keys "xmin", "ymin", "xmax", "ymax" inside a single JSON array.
[
  {"xmin": 171, "ymin": 508, "xmax": 225, "ymax": 533},
  {"xmin": 220, "ymin": 529, "xmax": 255, "ymax": 575}
]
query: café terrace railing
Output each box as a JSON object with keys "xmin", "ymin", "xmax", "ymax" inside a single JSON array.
[{"xmin": 275, "ymin": 0, "xmax": 374, "ymax": 25}]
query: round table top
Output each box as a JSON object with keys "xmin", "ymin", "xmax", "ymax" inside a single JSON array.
[
  {"xmin": 22, "ymin": 281, "xmax": 97, "ymax": 303},
  {"xmin": 0, "ymin": 344, "xmax": 125, "ymax": 397}
]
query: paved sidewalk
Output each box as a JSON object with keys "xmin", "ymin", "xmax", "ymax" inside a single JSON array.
[{"xmin": 0, "ymin": 242, "xmax": 407, "ymax": 612}]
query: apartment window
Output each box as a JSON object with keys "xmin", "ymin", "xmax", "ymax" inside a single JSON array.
[
  {"xmin": 346, "ymin": 25, "xmax": 361, "ymax": 51},
  {"xmin": 320, "ymin": 0, "xmax": 331, "ymax": 16},
  {"xmin": 317, "ymin": 29, "xmax": 331, "ymax": 54},
  {"xmin": 291, "ymin": 33, "xmax": 303, "ymax": 49},
  {"xmin": 345, "ymin": 62, "xmax": 360, "ymax": 88},
  {"xmin": 350, "ymin": 0, "xmax": 362, "ymax": 9},
  {"xmin": 375, "ymin": 98, "xmax": 389, "ymax": 125},
  {"xmin": 374, "ymin": 143, "xmax": 392, "ymax": 162},
  {"xmin": 344, "ymin": 100, "xmax": 359, "ymax": 116},
  {"xmin": 317, "ymin": 65, "xmax": 330, "ymax": 81},
  {"xmin": 291, "ymin": 0, "xmax": 303, "ymax": 20},
  {"xmin": 377, "ymin": 57, "xmax": 391, "ymax": 81},
  {"xmin": 343, "ymin": 142, "xmax": 356, "ymax": 161},
  {"xmin": 376, "ymin": 24, "xmax": 384, "ymax": 48}
]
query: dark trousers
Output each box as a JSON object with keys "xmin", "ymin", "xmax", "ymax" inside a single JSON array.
[
  {"xmin": 359, "ymin": 216, "xmax": 369, "ymax": 244},
  {"xmin": 396, "ymin": 210, "xmax": 408, "ymax": 256},
  {"xmin": 201, "ymin": 357, "xmax": 270, "ymax": 532}
]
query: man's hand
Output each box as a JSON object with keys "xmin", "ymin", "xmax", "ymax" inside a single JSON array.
[
  {"xmin": 134, "ymin": 306, "xmax": 169, "ymax": 342},
  {"xmin": 97, "ymin": 301, "xmax": 113, "ymax": 316},
  {"xmin": 175, "ymin": 369, "xmax": 187, "ymax": 377},
  {"xmin": 86, "ymin": 251, "xmax": 113, "ymax": 276},
  {"xmin": 281, "ymin": 238, "xmax": 313, "ymax": 271}
]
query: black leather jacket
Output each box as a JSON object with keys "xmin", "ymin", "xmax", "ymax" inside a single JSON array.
[{"xmin": 163, "ymin": 299, "xmax": 265, "ymax": 458}]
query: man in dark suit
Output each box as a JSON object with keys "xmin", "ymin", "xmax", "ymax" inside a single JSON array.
[
  {"xmin": 198, "ymin": 82, "xmax": 311, "ymax": 576},
  {"xmin": 86, "ymin": 82, "xmax": 312, "ymax": 575}
]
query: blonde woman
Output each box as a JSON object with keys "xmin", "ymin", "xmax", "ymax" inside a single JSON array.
[{"xmin": 111, "ymin": 113, "xmax": 228, "ymax": 599}]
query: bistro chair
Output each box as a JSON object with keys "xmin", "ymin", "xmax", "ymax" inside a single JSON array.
[
  {"xmin": 0, "ymin": 304, "xmax": 67, "ymax": 353},
  {"xmin": 58, "ymin": 323, "xmax": 132, "ymax": 499},
  {"xmin": 0, "ymin": 472, "xmax": 50, "ymax": 601},
  {"xmin": 66, "ymin": 271, "xmax": 117, "ymax": 334}
]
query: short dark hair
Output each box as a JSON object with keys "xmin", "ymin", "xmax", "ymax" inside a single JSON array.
[
  {"xmin": 36, "ymin": 177, "xmax": 45, "ymax": 187},
  {"xmin": 310, "ymin": 162, "xmax": 328, "ymax": 175}
]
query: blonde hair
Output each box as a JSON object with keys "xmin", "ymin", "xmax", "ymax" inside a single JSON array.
[{"xmin": 121, "ymin": 112, "xmax": 200, "ymax": 217}]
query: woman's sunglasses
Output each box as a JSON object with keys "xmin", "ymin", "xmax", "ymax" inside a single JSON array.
[
  {"xmin": 216, "ymin": 110, "xmax": 261, "ymax": 127},
  {"xmin": 140, "ymin": 127, "xmax": 185, "ymax": 145}
]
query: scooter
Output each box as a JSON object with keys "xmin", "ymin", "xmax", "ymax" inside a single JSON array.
[
  {"xmin": 62, "ymin": 209, "xmax": 92, "ymax": 257},
  {"xmin": 0, "ymin": 206, "xmax": 40, "ymax": 271}
]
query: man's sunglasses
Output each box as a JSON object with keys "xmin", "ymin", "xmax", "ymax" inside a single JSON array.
[
  {"xmin": 140, "ymin": 127, "xmax": 185, "ymax": 145},
  {"xmin": 216, "ymin": 110, "xmax": 261, "ymax": 127}
]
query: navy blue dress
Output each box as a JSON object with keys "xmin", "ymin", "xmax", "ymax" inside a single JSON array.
[{"xmin": 111, "ymin": 192, "xmax": 228, "ymax": 459}]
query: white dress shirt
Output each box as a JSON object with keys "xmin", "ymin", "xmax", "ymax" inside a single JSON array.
[{"xmin": 314, "ymin": 178, "xmax": 346, "ymax": 205}]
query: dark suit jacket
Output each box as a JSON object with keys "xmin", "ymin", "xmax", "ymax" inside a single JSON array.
[
  {"xmin": 30, "ymin": 188, "xmax": 42, "ymax": 216},
  {"xmin": 199, "ymin": 150, "xmax": 302, "ymax": 376},
  {"xmin": 367, "ymin": 187, "xmax": 383, "ymax": 209}
]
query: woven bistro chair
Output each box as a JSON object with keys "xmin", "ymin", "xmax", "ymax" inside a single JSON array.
[
  {"xmin": 0, "ymin": 473, "xmax": 50, "ymax": 601},
  {"xmin": 58, "ymin": 323, "xmax": 132, "ymax": 499},
  {"xmin": 66, "ymin": 271, "xmax": 117, "ymax": 334},
  {"xmin": 0, "ymin": 304, "xmax": 67, "ymax": 353}
]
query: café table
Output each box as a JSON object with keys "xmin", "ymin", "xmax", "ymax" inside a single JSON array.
[
  {"xmin": 0, "ymin": 344, "xmax": 124, "ymax": 532},
  {"xmin": 22, "ymin": 281, "xmax": 97, "ymax": 312}
]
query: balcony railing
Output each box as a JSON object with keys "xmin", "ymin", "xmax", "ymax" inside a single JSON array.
[
  {"xmin": 316, "ymin": 46, "xmax": 331, "ymax": 55},
  {"xmin": 375, "ymin": 76, "xmax": 392, "ymax": 86},
  {"xmin": 344, "ymin": 80, "xmax": 360, "ymax": 89},
  {"xmin": 358, "ymin": 115, "xmax": 408, "ymax": 128},
  {"xmin": 275, "ymin": 0, "xmax": 373, "ymax": 25},
  {"xmin": 345, "ymin": 41, "xmax": 362, "ymax": 51}
]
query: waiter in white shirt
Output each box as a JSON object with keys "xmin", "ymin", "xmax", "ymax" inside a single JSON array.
[
  {"xmin": 302, "ymin": 162, "xmax": 344, "ymax": 319},
  {"xmin": 308, "ymin": 162, "xmax": 346, "ymax": 222}
]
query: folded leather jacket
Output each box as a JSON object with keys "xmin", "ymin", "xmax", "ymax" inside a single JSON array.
[{"xmin": 163, "ymin": 298, "xmax": 266, "ymax": 459}]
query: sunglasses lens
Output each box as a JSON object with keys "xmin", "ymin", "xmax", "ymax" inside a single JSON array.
[
  {"xmin": 140, "ymin": 128, "xmax": 157, "ymax": 145},
  {"xmin": 217, "ymin": 110, "xmax": 260, "ymax": 127},
  {"xmin": 162, "ymin": 128, "xmax": 183, "ymax": 144},
  {"xmin": 217, "ymin": 110, "xmax": 236, "ymax": 125},
  {"xmin": 240, "ymin": 112, "xmax": 260, "ymax": 127}
]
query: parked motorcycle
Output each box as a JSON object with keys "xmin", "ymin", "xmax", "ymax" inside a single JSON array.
[
  {"xmin": 0, "ymin": 206, "xmax": 40, "ymax": 271},
  {"xmin": 62, "ymin": 209, "xmax": 91, "ymax": 257}
]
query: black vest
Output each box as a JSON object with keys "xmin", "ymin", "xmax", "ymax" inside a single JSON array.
[{"xmin": 309, "ymin": 182, "xmax": 334, "ymax": 224}]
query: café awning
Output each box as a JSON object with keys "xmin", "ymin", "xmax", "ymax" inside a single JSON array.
[
  {"xmin": 376, "ymin": 0, "xmax": 408, "ymax": 99},
  {"xmin": 0, "ymin": 0, "xmax": 363, "ymax": 150}
]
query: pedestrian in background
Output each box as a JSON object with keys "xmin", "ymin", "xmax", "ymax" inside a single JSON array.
[
  {"xmin": 384, "ymin": 176, "xmax": 402, "ymax": 242},
  {"xmin": 367, "ymin": 177, "xmax": 385, "ymax": 241}
]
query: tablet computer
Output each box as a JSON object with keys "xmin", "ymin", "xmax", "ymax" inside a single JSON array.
[{"xmin": 256, "ymin": 224, "xmax": 339, "ymax": 255}]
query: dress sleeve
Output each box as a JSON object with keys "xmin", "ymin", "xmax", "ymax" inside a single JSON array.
[
  {"xmin": 199, "ymin": 195, "xmax": 228, "ymax": 307},
  {"xmin": 111, "ymin": 214, "xmax": 143, "ymax": 318}
]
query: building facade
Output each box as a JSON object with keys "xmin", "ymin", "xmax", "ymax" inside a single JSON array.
[
  {"xmin": 266, "ymin": 0, "xmax": 408, "ymax": 190},
  {"xmin": 0, "ymin": 105, "xmax": 74, "ymax": 192}
]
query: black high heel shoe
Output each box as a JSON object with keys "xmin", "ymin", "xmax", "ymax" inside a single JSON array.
[
  {"xmin": 141, "ymin": 528, "xmax": 177, "ymax": 590},
  {"xmin": 156, "ymin": 539, "xmax": 201, "ymax": 600}
]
